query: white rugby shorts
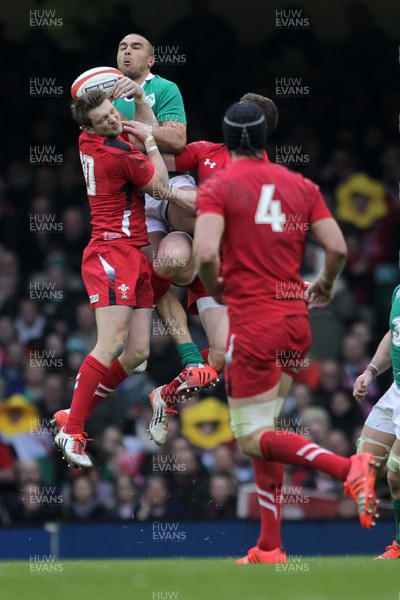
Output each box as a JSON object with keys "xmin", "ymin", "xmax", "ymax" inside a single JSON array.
[{"xmin": 145, "ymin": 174, "xmax": 197, "ymax": 234}]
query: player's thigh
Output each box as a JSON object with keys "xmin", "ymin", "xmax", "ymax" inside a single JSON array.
[
  {"xmin": 124, "ymin": 308, "xmax": 152, "ymax": 353},
  {"xmin": 362, "ymin": 383, "xmax": 398, "ymax": 468},
  {"xmin": 95, "ymin": 305, "xmax": 132, "ymax": 346},
  {"xmin": 225, "ymin": 316, "xmax": 308, "ymax": 457},
  {"xmin": 225, "ymin": 315, "xmax": 308, "ymax": 404},
  {"xmin": 278, "ymin": 372, "xmax": 293, "ymax": 402},
  {"xmin": 228, "ymin": 375, "xmax": 292, "ymax": 458},
  {"xmin": 83, "ymin": 243, "xmax": 153, "ymax": 308},
  {"xmin": 167, "ymin": 202, "xmax": 196, "ymax": 235},
  {"xmin": 167, "ymin": 176, "xmax": 197, "ymax": 235},
  {"xmin": 142, "ymin": 230, "xmax": 166, "ymax": 262}
]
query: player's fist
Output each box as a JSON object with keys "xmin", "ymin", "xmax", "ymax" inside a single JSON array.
[
  {"xmin": 353, "ymin": 370, "xmax": 374, "ymax": 402},
  {"xmin": 305, "ymin": 277, "xmax": 334, "ymax": 309}
]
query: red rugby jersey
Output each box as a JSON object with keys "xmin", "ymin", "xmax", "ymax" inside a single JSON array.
[
  {"xmin": 174, "ymin": 141, "xmax": 230, "ymax": 182},
  {"xmin": 196, "ymin": 155, "xmax": 332, "ymax": 326},
  {"xmin": 78, "ymin": 131, "xmax": 154, "ymax": 245}
]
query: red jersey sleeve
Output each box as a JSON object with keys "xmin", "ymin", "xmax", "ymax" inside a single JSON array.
[
  {"xmin": 196, "ymin": 174, "xmax": 225, "ymax": 217},
  {"xmin": 304, "ymin": 177, "xmax": 332, "ymax": 223},
  {"xmin": 118, "ymin": 147, "xmax": 155, "ymax": 189},
  {"xmin": 174, "ymin": 141, "xmax": 212, "ymax": 172}
]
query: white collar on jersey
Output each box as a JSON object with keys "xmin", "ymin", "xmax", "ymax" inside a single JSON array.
[
  {"xmin": 122, "ymin": 73, "xmax": 155, "ymax": 102},
  {"xmin": 141, "ymin": 73, "xmax": 155, "ymax": 87}
]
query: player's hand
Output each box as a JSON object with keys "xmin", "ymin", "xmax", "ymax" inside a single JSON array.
[
  {"xmin": 213, "ymin": 277, "xmax": 225, "ymax": 305},
  {"xmin": 353, "ymin": 370, "xmax": 374, "ymax": 402},
  {"xmin": 121, "ymin": 120, "xmax": 153, "ymax": 142},
  {"xmin": 305, "ymin": 277, "xmax": 334, "ymax": 309},
  {"xmin": 112, "ymin": 76, "xmax": 145, "ymax": 100}
]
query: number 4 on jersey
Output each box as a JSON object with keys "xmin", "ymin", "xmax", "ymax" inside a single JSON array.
[{"xmin": 255, "ymin": 184, "xmax": 286, "ymax": 231}]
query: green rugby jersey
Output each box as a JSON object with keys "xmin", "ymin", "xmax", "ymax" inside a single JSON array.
[
  {"xmin": 390, "ymin": 284, "xmax": 400, "ymax": 388},
  {"xmin": 113, "ymin": 73, "xmax": 186, "ymax": 124}
]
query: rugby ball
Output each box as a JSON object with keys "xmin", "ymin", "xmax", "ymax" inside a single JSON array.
[{"xmin": 71, "ymin": 67, "xmax": 122, "ymax": 100}]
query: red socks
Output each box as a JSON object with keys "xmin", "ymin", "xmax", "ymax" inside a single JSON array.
[
  {"xmin": 260, "ymin": 431, "xmax": 350, "ymax": 482},
  {"xmin": 253, "ymin": 458, "xmax": 284, "ymax": 551},
  {"xmin": 85, "ymin": 359, "xmax": 128, "ymax": 420},
  {"xmin": 159, "ymin": 372, "xmax": 186, "ymax": 408},
  {"xmin": 200, "ymin": 348, "xmax": 210, "ymax": 364},
  {"xmin": 65, "ymin": 355, "xmax": 108, "ymax": 434}
]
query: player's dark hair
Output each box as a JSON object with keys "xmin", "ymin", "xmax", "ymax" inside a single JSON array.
[
  {"xmin": 240, "ymin": 93, "xmax": 278, "ymax": 137},
  {"xmin": 222, "ymin": 102, "xmax": 266, "ymax": 156},
  {"xmin": 71, "ymin": 90, "xmax": 109, "ymax": 127}
]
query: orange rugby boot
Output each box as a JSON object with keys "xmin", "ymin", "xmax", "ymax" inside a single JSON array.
[
  {"xmin": 374, "ymin": 541, "xmax": 400, "ymax": 560},
  {"xmin": 343, "ymin": 453, "xmax": 380, "ymax": 529},
  {"xmin": 235, "ymin": 546, "xmax": 288, "ymax": 564}
]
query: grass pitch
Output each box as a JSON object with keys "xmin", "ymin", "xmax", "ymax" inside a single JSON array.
[{"xmin": 0, "ymin": 557, "xmax": 398, "ymax": 600}]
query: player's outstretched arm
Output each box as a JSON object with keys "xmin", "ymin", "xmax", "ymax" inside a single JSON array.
[
  {"xmin": 306, "ymin": 218, "xmax": 347, "ymax": 309},
  {"xmin": 353, "ymin": 330, "xmax": 392, "ymax": 402},
  {"xmin": 152, "ymin": 121, "xmax": 186, "ymax": 154}
]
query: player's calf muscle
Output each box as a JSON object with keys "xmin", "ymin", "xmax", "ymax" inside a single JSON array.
[
  {"xmin": 388, "ymin": 470, "xmax": 400, "ymax": 498},
  {"xmin": 208, "ymin": 348, "xmax": 225, "ymax": 373}
]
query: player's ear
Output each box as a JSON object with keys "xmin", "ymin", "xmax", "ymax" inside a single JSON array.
[
  {"xmin": 148, "ymin": 55, "xmax": 155, "ymax": 69},
  {"xmin": 81, "ymin": 125, "xmax": 96, "ymax": 135}
]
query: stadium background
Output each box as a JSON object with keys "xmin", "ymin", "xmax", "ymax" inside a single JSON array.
[{"xmin": 0, "ymin": 0, "xmax": 399, "ymax": 558}]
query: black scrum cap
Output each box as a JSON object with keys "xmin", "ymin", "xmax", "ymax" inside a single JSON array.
[{"xmin": 222, "ymin": 102, "xmax": 266, "ymax": 152}]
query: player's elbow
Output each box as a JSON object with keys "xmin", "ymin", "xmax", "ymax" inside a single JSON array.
[
  {"xmin": 143, "ymin": 173, "xmax": 168, "ymax": 197},
  {"xmin": 168, "ymin": 126, "xmax": 187, "ymax": 154},
  {"xmin": 338, "ymin": 245, "xmax": 348, "ymax": 263},
  {"xmin": 327, "ymin": 240, "xmax": 347, "ymax": 263},
  {"xmin": 320, "ymin": 227, "xmax": 348, "ymax": 263},
  {"xmin": 168, "ymin": 138, "xmax": 186, "ymax": 154}
]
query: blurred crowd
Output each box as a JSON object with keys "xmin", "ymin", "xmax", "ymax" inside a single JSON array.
[{"xmin": 0, "ymin": 1, "xmax": 399, "ymax": 526}]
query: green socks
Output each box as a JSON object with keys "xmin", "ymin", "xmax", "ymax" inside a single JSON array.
[{"xmin": 177, "ymin": 342, "xmax": 204, "ymax": 367}]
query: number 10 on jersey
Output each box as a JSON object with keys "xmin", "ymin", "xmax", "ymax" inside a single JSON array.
[{"xmin": 80, "ymin": 152, "xmax": 96, "ymax": 196}]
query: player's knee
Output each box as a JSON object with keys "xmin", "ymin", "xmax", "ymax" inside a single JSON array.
[
  {"xmin": 387, "ymin": 451, "xmax": 400, "ymax": 498},
  {"xmin": 95, "ymin": 329, "xmax": 127, "ymax": 362},
  {"xmin": 230, "ymin": 398, "xmax": 283, "ymax": 458},
  {"xmin": 357, "ymin": 436, "xmax": 390, "ymax": 477},
  {"xmin": 154, "ymin": 232, "xmax": 193, "ymax": 280},
  {"xmin": 237, "ymin": 433, "xmax": 262, "ymax": 458}
]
